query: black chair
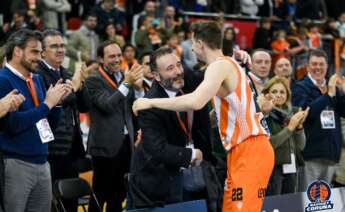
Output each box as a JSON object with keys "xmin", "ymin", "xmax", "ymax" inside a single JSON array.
[{"xmin": 53, "ymin": 178, "xmax": 101, "ymax": 212}]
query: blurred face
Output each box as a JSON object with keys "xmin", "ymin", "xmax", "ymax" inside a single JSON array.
[
  {"xmin": 274, "ymin": 58, "xmax": 292, "ymax": 78},
  {"xmin": 165, "ymin": 6, "xmax": 175, "ymax": 18},
  {"xmin": 191, "ymin": 33, "xmax": 205, "ymax": 62},
  {"xmin": 155, "ymin": 53, "xmax": 184, "ymax": 91},
  {"xmin": 123, "ymin": 46, "xmax": 136, "ymax": 61},
  {"xmin": 307, "ymin": 56, "xmax": 328, "ymax": 83},
  {"xmin": 177, "ymin": 31, "xmax": 185, "ymax": 43},
  {"xmin": 102, "ymin": 43, "xmax": 122, "ymax": 72},
  {"xmin": 103, "ymin": 1, "xmax": 114, "ymax": 11},
  {"xmin": 269, "ymin": 83, "xmax": 288, "ymax": 107},
  {"xmin": 42, "ymin": 35, "xmax": 65, "ymax": 68},
  {"xmin": 86, "ymin": 16, "xmax": 97, "ymax": 30},
  {"xmin": 262, "ymin": 22, "xmax": 271, "ymax": 30},
  {"xmin": 168, "ymin": 36, "xmax": 179, "ymax": 48},
  {"xmin": 17, "ymin": 40, "xmax": 42, "ymax": 73},
  {"xmin": 142, "ymin": 55, "xmax": 154, "ymax": 80},
  {"xmin": 145, "ymin": 1, "xmax": 155, "ymax": 15},
  {"xmin": 13, "ymin": 13, "xmax": 24, "ymax": 26},
  {"xmin": 106, "ymin": 24, "xmax": 116, "ymax": 37},
  {"xmin": 225, "ymin": 29, "xmax": 234, "ymax": 40},
  {"xmin": 252, "ymin": 51, "xmax": 272, "ymax": 80},
  {"xmin": 340, "ymin": 13, "xmax": 345, "ymax": 23}
]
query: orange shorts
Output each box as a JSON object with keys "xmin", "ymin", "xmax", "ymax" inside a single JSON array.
[{"xmin": 223, "ymin": 135, "xmax": 274, "ymax": 212}]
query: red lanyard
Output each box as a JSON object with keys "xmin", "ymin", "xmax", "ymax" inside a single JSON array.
[
  {"xmin": 175, "ymin": 90, "xmax": 192, "ymax": 141},
  {"xmin": 26, "ymin": 76, "xmax": 39, "ymax": 107},
  {"xmin": 98, "ymin": 66, "xmax": 118, "ymax": 89}
]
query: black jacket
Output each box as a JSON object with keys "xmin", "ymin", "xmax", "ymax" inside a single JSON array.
[{"xmin": 36, "ymin": 61, "xmax": 90, "ymax": 157}]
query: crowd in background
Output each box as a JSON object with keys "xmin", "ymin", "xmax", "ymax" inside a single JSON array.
[{"xmin": 2, "ymin": 0, "xmax": 345, "ymax": 212}]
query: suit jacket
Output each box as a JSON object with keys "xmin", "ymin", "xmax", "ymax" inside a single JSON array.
[
  {"xmin": 36, "ymin": 61, "xmax": 90, "ymax": 156},
  {"xmin": 85, "ymin": 70, "xmax": 135, "ymax": 158},
  {"xmin": 292, "ymin": 76, "xmax": 345, "ymax": 162}
]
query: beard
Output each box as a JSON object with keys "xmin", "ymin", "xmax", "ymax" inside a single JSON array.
[
  {"xmin": 20, "ymin": 57, "xmax": 38, "ymax": 73},
  {"xmin": 159, "ymin": 73, "xmax": 184, "ymax": 92}
]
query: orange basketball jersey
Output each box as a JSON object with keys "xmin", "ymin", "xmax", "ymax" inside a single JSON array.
[{"xmin": 213, "ymin": 56, "xmax": 268, "ymax": 151}]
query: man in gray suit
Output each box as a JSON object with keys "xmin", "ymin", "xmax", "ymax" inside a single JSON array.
[{"xmin": 85, "ymin": 40, "xmax": 144, "ymax": 212}]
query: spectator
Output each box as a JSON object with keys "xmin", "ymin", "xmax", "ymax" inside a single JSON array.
[
  {"xmin": 240, "ymin": 0, "xmax": 264, "ymax": 16},
  {"xmin": 165, "ymin": 33, "xmax": 183, "ymax": 58},
  {"xmin": 85, "ymin": 40, "xmax": 144, "ymax": 212},
  {"xmin": 307, "ymin": 23, "xmax": 322, "ymax": 50},
  {"xmin": 36, "ymin": 29, "xmax": 95, "ymax": 212},
  {"xmin": 66, "ymin": 13, "xmax": 99, "ymax": 72},
  {"xmin": 139, "ymin": 52, "xmax": 154, "ymax": 92},
  {"xmin": 0, "ymin": 29, "xmax": 71, "ymax": 212},
  {"xmin": 249, "ymin": 49, "xmax": 272, "ymax": 93},
  {"xmin": 120, "ymin": 44, "xmax": 138, "ymax": 71},
  {"xmin": 253, "ymin": 17, "xmax": 273, "ymax": 50},
  {"xmin": 295, "ymin": 0, "xmax": 327, "ymax": 20},
  {"xmin": 222, "ymin": 27, "xmax": 239, "ymax": 57},
  {"xmin": 103, "ymin": 22, "xmax": 125, "ymax": 48},
  {"xmin": 39, "ymin": 0, "xmax": 71, "ymax": 33},
  {"xmin": 292, "ymin": 50, "xmax": 345, "ymax": 191},
  {"xmin": 0, "ymin": 90, "xmax": 25, "ymax": 119},
  {"xmin": 181, "ymin": 28, "xmax": 198, "ymax": 70},
  {"xmin": 161, "ymin": 5, "xmax": 182, "ymax": 34},
  {"xmin": 262, "ymin": 76, "xmax": 308, "ymax": 195},
  {"xmin": 92, "ymin": 0, "xmax": 126, "ymax": 38}
]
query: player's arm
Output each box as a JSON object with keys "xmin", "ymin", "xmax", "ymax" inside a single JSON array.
[{"xmin": 133, "ymin": 61, "xmax": 236, "ymax": 113}]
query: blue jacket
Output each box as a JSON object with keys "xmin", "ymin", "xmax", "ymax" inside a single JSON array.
[
  {"xmin": 292, "ymin": 76, "xmax": 345, "ymax": 162},
  {"xmin": 0, "ymin": 67, "xmax": 61, "ymax": 164}
]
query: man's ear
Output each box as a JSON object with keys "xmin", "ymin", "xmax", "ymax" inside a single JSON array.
[{"xmin": 13, "ymin": 46, "xmax": 22, "ymax": 58}]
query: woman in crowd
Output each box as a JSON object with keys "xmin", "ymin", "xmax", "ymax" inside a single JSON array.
[{"xmin": 262, "ymin": 76, "xmax": 309, "ymax": 195}]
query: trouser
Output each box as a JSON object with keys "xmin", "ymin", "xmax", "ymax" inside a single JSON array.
[
  {"xmin": 223, "ymin": 135, "xmax": 274, "ymax": 212},
  {"xmin": 49, "ymin": 154, "xmax": 79, "ymax": 212},
  {"xmin": 299, "ymin": 159, "xmax": 337, "ymax": 192},
  {"xmin": 4, "ymin": 158, "xmax": 52, "ymax": 212},
  {"xmin": 89, "ymin": 138, "xmax": 131, "ymax": 212},
  {"xmin": 266, "ymin": 166, "xmax": 297, "ymax": 196}
]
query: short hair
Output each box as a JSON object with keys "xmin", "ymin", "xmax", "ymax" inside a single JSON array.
[
  {"xmin": 190, "ymin": 21, "xmax": 222, "ymax": 50},
  {"xmin": 123, "ymin": 43, "xmax": 136, "ymax": 52},
  {"xmin": 42, "ymin": 29, "xmax": 62, "ymax": 48},
  {"xmin": 5, "ymin": 29, "xmax": 42, "ymax": 61},
  {"xmin": 262, "ymin": 76, "xmax": 291, "ymax": 106},
  {"xmin": 84, "ymin": 12, "xmax": 97, "ymax": 20},
  {"xmin": 140, "ymin": 51, "xmax": 152, "ymax": 64},
  {"xmin": 308, "ymin": 49, "xmax": 328, "ymax": 62},
  {"xmin": 150, "ymin": 47, "xmax": 174, "ymax": 72},
  {"xmin": 97, "ymin": 40, "xmax": 120, "ymax": 58},
  {"xmin": 251, "ymin": 48, "xmax": 271, "ymax": 58}
]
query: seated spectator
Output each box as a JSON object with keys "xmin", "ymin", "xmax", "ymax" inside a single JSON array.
[
  {"xmin": 120, "ymin": 44, "xmax": 139, "ymax": 71},
  {"xmin": 222, "ymin": 27, "xmax": 239, "ymax": 57},
  {"xmin": 262, "ymin": 76, "xmax": 308, "ymax": 195},
  {"xmin": 253, "ymin": 17, "xmax": 273, "ymax": 50},
  {"xmin": 103, "ymin": 22, "xmax": 125, "ymax": 48},
  {"xmin": 164, "ymin": 33, "xmax": 183, "ymax": 58}
]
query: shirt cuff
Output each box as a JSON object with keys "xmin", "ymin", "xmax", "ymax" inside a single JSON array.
[
  {"xmin": 135, "ymin": 89, "xmax": 145, "ymax": 99},
  {"xmin": 118, "ymin": 84, "xmax": 129, "ymax": 96}
]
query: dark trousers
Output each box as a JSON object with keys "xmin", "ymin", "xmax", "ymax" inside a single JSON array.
[
  {"xmin": 48, "ymin": 154, "xmax": 79, "ymax": 212},
  {"xmin": 266, "ymin": 166, "xmax": 297, "ymax": 196},
  {"xmin": 89, "ymin": 138, "xmax": 131, "ymax": 212},
  {"xmin": 0, "ymin": 152, "xmax": 4, "ymax": 212}
]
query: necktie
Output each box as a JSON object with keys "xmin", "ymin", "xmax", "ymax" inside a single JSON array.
[{"xmin": 26, "ymin": 76, "xmax": 39, "ymax": 107}]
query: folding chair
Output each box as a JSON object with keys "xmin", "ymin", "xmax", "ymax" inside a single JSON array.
[{"xmin": 53, "ymin": 178, "xmax": 101, "ymax": 212}]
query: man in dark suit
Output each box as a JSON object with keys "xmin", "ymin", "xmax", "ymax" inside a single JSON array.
[
  {"xmin": 85, "ymin": 40, "xmax": 144, "ymax": 212},
  {"xmin": 36, "ymin": 29, "xmax": 95, "ymax": 212},
  {"xmin": 128, "ymin": 47, "xmax": 207, "ymax": 209}
]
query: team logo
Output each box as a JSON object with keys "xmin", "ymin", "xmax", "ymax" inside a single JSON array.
[{"xmin": 305, "ymin": 180, "xmax": 334, "ymax": 212}]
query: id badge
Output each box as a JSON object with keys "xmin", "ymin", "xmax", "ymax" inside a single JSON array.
[
  {"xmin": 320, "ymin": 110, "xmax": 336, "ymax": 129},
  {"xmin": 282, "ymin": 153, "xmax": 297, "ymax": 174},
  {"xmin": 36, "ymin": 118, "xmax": 54, "ymax": 143}
]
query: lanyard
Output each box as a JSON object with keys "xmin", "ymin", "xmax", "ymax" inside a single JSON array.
[
  {"xmin": 175, "ymin": 90, "xmax": 193, "ymax": 141},
  {"xmin": 26, "ymin": 76, "xmax": 39, "ymax": 107},
  {"xmin": 98, "ymin": 66, "xmax": 118, "ymax": 89}
]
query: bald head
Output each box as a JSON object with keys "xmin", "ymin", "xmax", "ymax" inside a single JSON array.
[
  {"xmin": 274, "ymin": 57, "xmax": 292, "ymax": 78},
  {"xmin": 251, "ymin": 50, "xmax": 272, "ymax": 80}
]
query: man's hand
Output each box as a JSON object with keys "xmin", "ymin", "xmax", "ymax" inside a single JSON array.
[
  {"xmin": 233, "ymin": 49, "xmax": 252, "ymax": 69},
  {"xmin": 44, "ymin": 80, "xmax": 72, "ymax": 109},
  {"xmin": 124, "ymin": 64, "xmax": 144, "ymax": 89},
  {"xmin": 257, "ymin": 94, "xmax": 274, "ymax": 114},
  {"xmin": 0, "ymin": 90, "xmax": 25, "ymax": 118},
  {"xmin": 132, "ymin": 98, "xmax": 153, "ymax": 115},
  {"xmin": 72, "ymin": 62, "xmax": 98, "ymax": 91},
  {"xmin": 328, "ymin": 74, "xmax": 338, "ymax": 97},
  {"xmin": 192, "ymin": 149, "xmax": 203, "ymax": 166}
]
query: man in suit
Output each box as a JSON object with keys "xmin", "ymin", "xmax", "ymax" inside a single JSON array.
[
  {"xmin": 36, "ymin": 29, "xmax": 96, "ymax": 212},
  {"xmin": 85, "ymin": 40, "xmax": 144, "ymax": 212},
  {"xmin": 128, "ymin": 47, "xmax": 205, "ymax": 209}
]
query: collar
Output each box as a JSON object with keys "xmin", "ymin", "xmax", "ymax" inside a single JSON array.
[
  {"xmin": 42, "ymin": 60, "xmax": 60, "ymax": 72},
  {"xmin": 164, "ymin": 88, "xmax": 178, "ymax": 98},
  {"xmin": 308, "ymin": 73, "xmax": 326, "ymax": 87},
  {"xmin": 144, "ymin": 78, "xmax": 153, "ymax": 87},
  {"xmin": 248, "ymin": 72, "xmax": 268, "ymax": 85},
  {"xmin": 5, "ymin": 63, "xmax": 31, "ymax": 81}
]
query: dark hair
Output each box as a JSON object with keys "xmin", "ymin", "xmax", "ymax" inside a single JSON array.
[
  {"xmin": 308, "ymin": 49, "xmax": 328, "ymax": 62},
  {"xmin": 190, "ymin": 21, "xmax": 222, "ymax": 50},
  {"xmin": 150, "ymin": 47, "xmax": 174, "ymax": 72},
  {"xmin": 42, "ymin": 29, "xmax": 62, "ymax": 48},
  {"xmin": 123, "ymin": 43, "xmax": 136, "ymax": 52},
  {"xmin": 97, "ymin": 40, "xmax": 120, "ymax": 58},
  {"xmin": 140, "ymin": 51, "xmax": 152, "ymax": 64},
  {"xmin": 84, "ymin": 12, "xmax": 97, "ymax": 20},
  {"xmin": 5, "ymin": 29, "xmax": 42, "ymax": 61}
]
